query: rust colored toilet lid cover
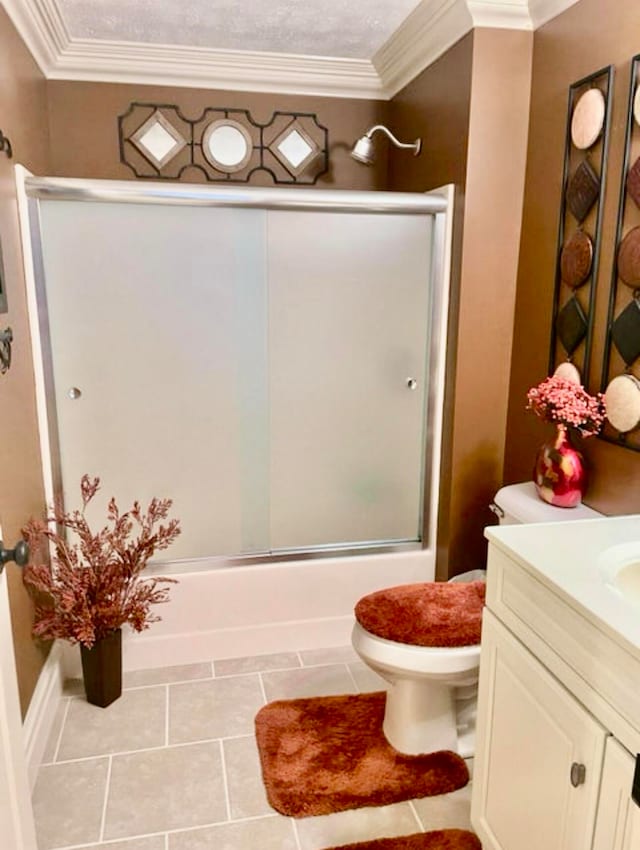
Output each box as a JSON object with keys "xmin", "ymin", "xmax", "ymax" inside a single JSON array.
[
  {"xmin": 571, "ymin": 88, "xmax": 606, "ymax": 150},
  {"xmin": 354, "ymin": 581, "xmax": 485, "ymax": 648}
]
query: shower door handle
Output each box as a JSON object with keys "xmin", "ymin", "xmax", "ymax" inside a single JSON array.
[{"xmin": 406, "ymin": 378, "xmax": 418, "ymax": 390}]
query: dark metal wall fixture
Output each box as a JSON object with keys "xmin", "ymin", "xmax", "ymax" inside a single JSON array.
[
  {"xmin": 548, "ymin": 66, "xmax": 614, "ymax": 382},
  {"xmin": 118, "ymin": 103, "xmax": 329, "ymax": 185},
  {"xmin": 600, "ymin": 54, "xmax": 640, "ymax": 450},
  {"xmin": 0, "ymin": 130, "xmax": 12, "ymax": 159}
]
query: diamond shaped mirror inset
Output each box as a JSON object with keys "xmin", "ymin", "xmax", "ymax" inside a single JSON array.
[
  {"xmin": 131, "ymin": 110, "xmax": 187, "ymax": 170},
  {"xmin": 202, "ymin": 119, "xmax": 253, "ymax": 173},
  {"xmin": 270, "ymin": 121, "xmax": 320, "ymax": 177}
]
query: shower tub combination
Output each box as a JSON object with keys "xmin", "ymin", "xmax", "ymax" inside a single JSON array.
[{"xmin": 17, "ymin": 170, "xmax": 454, "ymax": 674}]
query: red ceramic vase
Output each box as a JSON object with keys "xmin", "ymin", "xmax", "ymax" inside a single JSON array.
[{"xmin": 533, "ymin": 424, "xmax": 587, "ymax": 508}]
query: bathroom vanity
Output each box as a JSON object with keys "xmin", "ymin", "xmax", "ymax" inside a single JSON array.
[{"xmin": 471, "ymin": 515, "xmax": 640, "ymax": 849}]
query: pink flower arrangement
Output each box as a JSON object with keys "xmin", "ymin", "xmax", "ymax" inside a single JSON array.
[
  {"xmin": 23, "ymin": 475, "xmax": 181, "ymax": 648},
  {"xmin": 526, "ymin": 375, "xmax": 606, "ymax": 438}
]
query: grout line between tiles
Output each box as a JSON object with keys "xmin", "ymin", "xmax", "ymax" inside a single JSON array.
[
  {"xmin": 219, "ymin": 738, "xmax": 232, "ymax": 821},
  {"xmin": 291, "ymin": 815, "xmax": 303, "ymax": 850},
  {"xmin": 98, "ymin": 754, "xmax": 113, "ymax": 842},
  {"xmin": 52, "ymin": 696, "xmax": 73, "ymax": 763},
  {"xmin": 257, "ymin": 671, "xmax": 268, "ymax": 705},
  {"xmin": 345, "ymin": 661, "xmax": 360, "ymax": 692},
  {"xmin": 408, "ymin": 800, "xmax": 425, "ymax": 832},
  {"xmin": 165, "ymin": 831, "xmax": 169, "ymax": 850}
]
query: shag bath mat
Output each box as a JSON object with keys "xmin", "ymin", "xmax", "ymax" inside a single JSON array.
[
  {"xmin": 254, "ymin": 691, "xmax": 469, "ymax": 817},
  {"xmin": 324, "ymin": 830, "xmax": 481, "ymax": 850}
]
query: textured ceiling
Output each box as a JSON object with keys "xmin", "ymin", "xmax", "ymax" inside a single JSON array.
[{"xmin": 56, "ymin": 0, "xmax": 424, "ymax": 59}]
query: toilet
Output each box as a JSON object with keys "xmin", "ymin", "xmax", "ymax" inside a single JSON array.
[{"xmin": 352, "ymin": 481, "xmax": 602, "ymax": 758}]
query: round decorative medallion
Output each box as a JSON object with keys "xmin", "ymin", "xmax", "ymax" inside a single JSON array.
[
  {"xmin": 617, "ymin": 226, "xmax": 640, "ymax": 287},
  {"xmin": 571, "ymin": 88, "xmax": 606, "ymax": 150},
  {"xmin": 560, "ymin": 230, "xmax": 593, "ymax": 288},
  {"xmin": 553, "ymin": 362, "xmax": 581, "ymax": 384},
  {"xmin": 604, "ymin": 373, "xmax": 640, "ymax": 433}
]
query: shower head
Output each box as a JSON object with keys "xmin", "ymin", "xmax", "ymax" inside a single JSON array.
[{"xmin": 350, "ymin": 124, "xmax": 421, "ymax": 166}]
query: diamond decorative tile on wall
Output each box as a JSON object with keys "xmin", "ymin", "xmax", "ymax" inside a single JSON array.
[
  {"xmin": 556, "ymin": 296, "xmax": 588, "ymax": 355},
  {"xmin": 611, "ymin": 298, "xmax": 640, "ymax": 365}
]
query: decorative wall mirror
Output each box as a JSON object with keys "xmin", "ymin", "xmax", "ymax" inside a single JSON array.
[{"xmin": 202, "ymin": 119, "xmax": 253, "ymax": 173}]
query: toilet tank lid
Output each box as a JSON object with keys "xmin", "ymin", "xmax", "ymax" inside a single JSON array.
[{"xmin": 494, "ymin": 482, "xmax": 603, "ymax": 523}]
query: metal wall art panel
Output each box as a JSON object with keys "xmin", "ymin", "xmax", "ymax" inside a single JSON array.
[
  {"xmin": 600, "ymin": 54, "xmax": 640, "ymax": 450},
  {"xmin": 118, "ymin": 103, "xmax": 329, "ymax": 185},
  {"xmin": 548, "ymin": 65, "xmax": 614, "ymax": 383}
]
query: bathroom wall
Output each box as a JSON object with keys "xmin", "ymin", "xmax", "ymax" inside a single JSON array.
[
  {"xmin": 390, "ymin": 28, "xmax": 533, "ymax": 579},
  {"xmin": 0, "ymin": 7, "xmax": 51, "ymax": 715},
  {"xmin": 504, "ymin": 0, "xmax": 640, "ymax": 515},
  {"xmin": 45, "ymin": 81, "xmax": 389, "ymax": 190}
]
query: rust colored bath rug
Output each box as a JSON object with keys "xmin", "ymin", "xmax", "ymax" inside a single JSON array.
[
  {"xmin": 254, "ymin": 691, "xmax": 469, "ymax": 817},
  {"xmin": 324, "ymin": 830, "xmax": 481, "ymax": 850}
]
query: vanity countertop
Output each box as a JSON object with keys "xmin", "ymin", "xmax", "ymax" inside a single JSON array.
[{"xmin": 485, "ymin": 514, "xmax": 640, "ymax": 657}]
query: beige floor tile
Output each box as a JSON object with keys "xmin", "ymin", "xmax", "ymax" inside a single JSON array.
[
  {"xmin": 57, "ymin": 686, "xmax": 167, "ymax": 760},
  {"xmin": 124, "ymin": 662, "xmax": 212, "ymax": 688},
  {"xmin": 104, "ymin": 741, "xmax": 227, "ymax": 839},
  {"xmin": 169, "ymin": 675, "xmax": 264, "ymax": 744},
  {"xmin": 214, "ymin": 651, "xmax": 300, "ymax": 677},
  {"xmin": 76, "ymin": 838, "xmax": 165, "ymax": 850},
  {"xmin": 411, "ymin": 784, "xmax": 473, "ymax": 831},
  {"xmin": 41, "ymin": 699, "xmax": 69, "ymax": 763},
  {"xmin": 169, "ymin": 816, "xmax": 297, "ymax": 850},
  {"xmin": 223, "ymin": 735, "xmax": 272, "ymax": 819},
  {"xmin": 295, "ymin": 801, "xmax": 421, "ymax": 850},
  {"xmin": 299, "ymin": 646, "xmax": 360, "ymax": 666},
  {"xmin": 347, "ymin": 660, "xmax": 388, "ymax": 693},
  {"xmin": 33, "ymin": 757, "xmax": 109, "ymax": 850},
  {"xmin": 261, "ymin": 663, "xmax": 358, "ymax": 702}
]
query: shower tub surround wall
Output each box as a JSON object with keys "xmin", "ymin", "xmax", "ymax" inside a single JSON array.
[{"xmin": 17, "ymin": 172, "xmax": 454, "ymax": 676}]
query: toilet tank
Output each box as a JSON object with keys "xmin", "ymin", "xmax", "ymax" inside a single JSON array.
[{"xmin": 491, "ymin": 481, "xmax": 602, "ymax": 525}]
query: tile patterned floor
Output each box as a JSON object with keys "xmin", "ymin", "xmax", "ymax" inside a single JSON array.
[{"xmin": 33, "ymin": 646, "xmax": 473, "ymax": 850}]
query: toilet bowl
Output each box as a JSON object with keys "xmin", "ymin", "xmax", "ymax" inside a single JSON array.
[
  {"xmin": 352, "ymin": 579, "xmax": 484, "ymax": 758},
  {"xmin": 352, "ymin": 481, "xmax": 603, "ymax": 758}
]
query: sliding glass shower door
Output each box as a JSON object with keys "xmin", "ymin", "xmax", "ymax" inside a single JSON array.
[{"xmin": 36, "ymin": 196, "xmax": 434, "ymax": 562}]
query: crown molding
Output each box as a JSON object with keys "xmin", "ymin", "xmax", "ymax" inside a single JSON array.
[
  {"xmin": 2, "ymin": 0, "xmax": 581, "ymax": 101},
  {"xmin": 527, "ymin": 0, "xmax": 580, "ymax": 27}
]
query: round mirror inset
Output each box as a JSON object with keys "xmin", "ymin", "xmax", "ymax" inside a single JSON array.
[
  {"xmin": 202, "ymin": 119, "xmax": 253, "ymax": 173},
  {"xmin": 571, "ymin": 88, "xmax": 606, "ymax": 150}
]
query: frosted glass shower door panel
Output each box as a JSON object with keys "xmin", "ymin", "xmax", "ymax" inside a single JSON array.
[
  {"xmin": 38, "ymin": 201, "xmax": 269, "ymax": 561},
  {"xmin": 268, "ymin": 211, "xmax": 433, "ymax": 549}
]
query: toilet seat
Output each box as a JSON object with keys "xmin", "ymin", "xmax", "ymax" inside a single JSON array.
[{"xmin": 354, "ymin": 580, "xmax": 485, "ymax": 648}]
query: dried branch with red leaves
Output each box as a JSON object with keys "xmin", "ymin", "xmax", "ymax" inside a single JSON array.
[{"xmin": 23, "ymin": 475, "xmax": 181, "ymax": 648}]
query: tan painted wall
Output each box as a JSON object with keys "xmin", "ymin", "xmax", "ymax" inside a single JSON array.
[
  {"xmin": 390, "ymin": 29, "xmax": 533, "ymax": 578},
  {"xmin": 0, "ymin": 7, "xmax": 51, "ymax": 715},
  {"xmin": 45, "ymin": 81, "xmax": 389, "ymax": 190},
  {"xmin": 505, "ymin": 0, "xmax": 640, "ymax": 515}
]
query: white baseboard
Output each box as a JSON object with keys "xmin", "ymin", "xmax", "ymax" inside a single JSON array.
[{"xmin": 23, "ymin": 642, "xmax": 64, "ymax": 791}]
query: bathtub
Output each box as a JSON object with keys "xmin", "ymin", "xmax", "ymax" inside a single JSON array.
[{"xmin": 61, "ymin": 548, "xmax": 434, "ymax": 677}]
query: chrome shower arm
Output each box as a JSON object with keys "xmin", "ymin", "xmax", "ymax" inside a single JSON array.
[{"xmin": 365, "ymin": 125, "xmax": 421, "ymax": 156}]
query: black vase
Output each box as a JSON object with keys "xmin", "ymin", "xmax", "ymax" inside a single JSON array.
[{"xmin": 80, "ymin": 628, "xmax": 122, "ymax": 708}]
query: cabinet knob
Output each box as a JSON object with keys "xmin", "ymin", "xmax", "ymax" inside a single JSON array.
[{"xmin": 570, "ymin": 762, "xmax": 586, "ymax": 787}]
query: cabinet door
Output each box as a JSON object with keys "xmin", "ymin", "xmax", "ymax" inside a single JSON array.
[
  {"xmin": 593, "ymin": 737, "xmax": 640, "ymax": 850},
  {"xmin": 471, "ymin": 610, "xmax": 607, "ymax": 850}
]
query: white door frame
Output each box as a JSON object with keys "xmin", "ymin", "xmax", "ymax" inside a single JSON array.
[{"xmin": 0, "ymin": 563, "xmax": 38, "ymax": 849}]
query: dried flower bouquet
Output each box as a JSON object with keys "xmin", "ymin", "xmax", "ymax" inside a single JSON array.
[
  {"xmin": 23, "ymin": 475, "xmax": 181, "ymax": 648},
  {"xmin": 526, "ymin": 375, "xmax": 606, "ymax": 438}
]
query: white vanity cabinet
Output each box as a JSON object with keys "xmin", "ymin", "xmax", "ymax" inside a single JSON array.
[
  {"xmin": 593, "ymin": 738, "xmax": 640, "ymax": 850},
  {"xmin": 471, "ymin": 532, "xmax": 640, "ymax": 850}
]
